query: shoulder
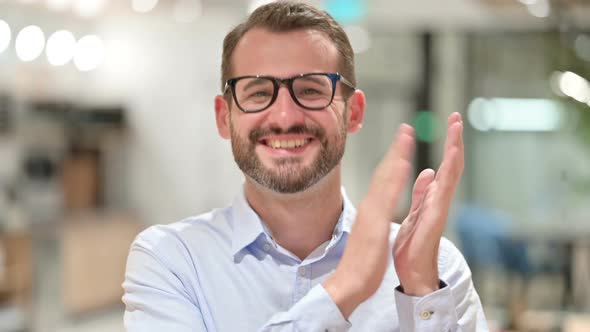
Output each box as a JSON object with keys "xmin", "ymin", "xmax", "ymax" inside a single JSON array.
[{"xmin": 131, "ymin": 207, "xmax": 233, "ymax": 261}]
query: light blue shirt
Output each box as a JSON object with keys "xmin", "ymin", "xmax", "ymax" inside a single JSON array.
[{"xmin": 123, "ymin": 188, "xmax": 488, "ymax": 331}]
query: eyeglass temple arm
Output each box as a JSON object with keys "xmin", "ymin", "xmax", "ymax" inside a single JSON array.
[{"xmin": 339, "ymin": 75, "xmax": 356, "ymax": 90}]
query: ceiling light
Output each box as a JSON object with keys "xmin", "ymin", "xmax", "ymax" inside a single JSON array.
[
  {"xmin": 15, "ymin": 25, "xmax": 45, "ymax": 62},
  {"xmin": 74, "ymin": 35, "xmax": 104, "ymax": 71},
  {"xmin": 46, "ymin": 30, "xmax": 76, "ymax": 66},
  {"xmin": 0, "ymin": 20, "xmax": 11, "ymax": 55},
  {"xmin": 468, "ymin": 98, "xmax": 563, "ymax": 132}
]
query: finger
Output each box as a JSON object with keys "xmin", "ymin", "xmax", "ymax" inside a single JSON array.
[
  {"xmin": 366, "ymin": 124, "xmax": 415, "ymax": 215},
  {"xmin": 443, "ymin": 113, "xmax": 463, "ymax": 158},
  {"xmin": 408, "ymin": 168, "xmax": 435, "ymax": 215},
  {"xmin": 437, "ymin": 120, "xmax": 463, "ymax": 181},
  {"xmin": 382, "ymin": 124, "xmax": 415, "ymax": 167},
  {"xmin": 447, "ymin": 112, "xmax": 461, "ymax": 126},
  {"xmin": 434, "ymin": 117, "xmax": 464, "ymax": 207},
  {"xmin": 435, "ymin": 146, "xmax": 463, "ymax": 208}
]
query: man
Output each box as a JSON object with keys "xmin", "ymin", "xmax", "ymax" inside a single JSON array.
[{"xmin": 122, "ymin": 1, "xmax": 488, "ymax": 331}]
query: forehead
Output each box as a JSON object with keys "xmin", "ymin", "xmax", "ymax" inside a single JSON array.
[{"xmin": 231, "ymin": 28, "xmax": 340, "ymax": 78}]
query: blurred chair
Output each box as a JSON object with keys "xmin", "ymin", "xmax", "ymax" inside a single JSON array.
[
  {"xmin": 454, "ymin": 205, "xmax": 570, "ymax": 328},
  {"xmin": 454, "ymin": 205, "xmax": 531, "ymax": 281}
]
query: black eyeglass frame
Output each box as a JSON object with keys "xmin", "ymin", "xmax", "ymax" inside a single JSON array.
[{"xmin": 224, "ymin": 72, "xmax": 356, "ymax": 113}]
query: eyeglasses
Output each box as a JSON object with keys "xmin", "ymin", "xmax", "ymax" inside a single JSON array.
[{"xmin": 224, "ymin": 72, "xmax": 356, "ymax": 113}]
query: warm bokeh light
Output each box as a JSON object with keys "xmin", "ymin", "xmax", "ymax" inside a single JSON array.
[
  {"xmin": 0, "ymin": 19, "xmax": 11, "ymax": 55},
  {"xmin": 46, "ymin": 0, "xmax": 73, "ymax": 12},
  {"xmin": 72, "ymin": 0, "xmax": 107, "ymax": 17},
  {"xmin": 46, "ymin": 30, "xmax": 76, "ymax": 66},
  {"xmin": 132, "ymin": 0, "xmax": 159, "ymax": 13},
  {"xmin": 15, "ymin": 25, "xmax": 45, "ymax": 62},
  {"xmin": 73, "ymin": 35, "xmax": 104, "ymax": 71}
]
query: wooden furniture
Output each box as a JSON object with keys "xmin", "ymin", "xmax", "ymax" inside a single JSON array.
[
  {"xmin": 0, "ymin": 231, "xmax": 32, "ymax": 308},
  {"xmin": 61, "ymin": 214, "xmax": 142, "ymax": 315}
]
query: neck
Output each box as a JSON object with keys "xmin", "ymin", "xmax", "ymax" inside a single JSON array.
[{"xmin": 244, "ymin": 167, "xmax": 343, "ymax": 261}]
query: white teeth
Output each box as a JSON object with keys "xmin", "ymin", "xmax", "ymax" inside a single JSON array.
[{"xmin": 267, "ymin": 139, "xmax": 309, "ymax": 149}]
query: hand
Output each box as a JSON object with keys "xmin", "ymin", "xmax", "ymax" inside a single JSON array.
[
  {"xmin": 393, "ymin": 112, "xmax": 464, "ymax": 296},
  {"xmin": 323, "ymin": 124, "xmax": 415, "ymax": 318}
]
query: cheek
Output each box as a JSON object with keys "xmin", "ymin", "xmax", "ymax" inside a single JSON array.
[
  {"xmin": 320, "ymin": 105, "xmax": 348, "ymax": 128},
  {"xmin": 230, "ymin": 112, "xmax": 264, "ymax": 136}
]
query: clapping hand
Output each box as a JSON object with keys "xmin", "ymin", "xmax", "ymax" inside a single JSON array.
[{"xmin": 393, "ymin": 112, "xmax": 465, "ymax": 296}]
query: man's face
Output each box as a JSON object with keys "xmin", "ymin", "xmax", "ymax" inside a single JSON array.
[{"xmin": 220, "ymin": 28, "xmax": 354, "ymax": 193}]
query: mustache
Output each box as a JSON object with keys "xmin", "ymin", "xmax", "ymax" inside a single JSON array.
[{"xmin": 249, "ymin": 125, "xmax": 326, "ymax": 142}]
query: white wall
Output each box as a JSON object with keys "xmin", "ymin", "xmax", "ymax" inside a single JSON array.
[{"xmin": 94, "ymin": 10, "xmax": 247, "ymax": 224}]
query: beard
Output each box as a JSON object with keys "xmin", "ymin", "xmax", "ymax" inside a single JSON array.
[{"xmin": 230, "ymin": 119, "xmax": 347, "ymax": 194}]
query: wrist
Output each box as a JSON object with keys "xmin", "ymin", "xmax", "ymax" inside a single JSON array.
[
  {"xmin": 323, "ymin": 273, "xmax": 363, "ymax": 319},
  {"xmin": 398, "ymin": 280, "xmax": 444, "ymax": 297}
]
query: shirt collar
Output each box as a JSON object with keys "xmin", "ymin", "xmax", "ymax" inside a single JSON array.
[
  {"xmin": 230, "ymin": 186, "xmax": 357, "ymax": 258},
  {"xmin": 230, "ymin": 189, "xmax": 268, "ymax": 257}
]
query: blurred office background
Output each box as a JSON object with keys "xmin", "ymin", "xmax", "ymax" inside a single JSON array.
[{"xmin": 0, "ymin": 0, "xmax": 589, "ymax": 331}]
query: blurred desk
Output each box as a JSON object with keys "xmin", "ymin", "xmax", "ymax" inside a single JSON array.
[
  {"xmin": 0, "ymin": 231, "xmax": 32, "ymax": 307},
  {"xmin": 61, "ymin": 213, "xmax": 143, "ymax": 315},
  {"xmin": 512, "ymin": 220, "xmax": 590, "ymax": 309},
  {"xmin": 0, "ymin": 231, "xmax": 32, "ymax": 331}
]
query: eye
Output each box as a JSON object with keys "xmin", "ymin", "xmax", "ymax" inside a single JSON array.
[
  {"xmin": 300, "ymin": 88, "xmax": 321, "ymax": 95},
  {"xmin": 247, "ymin": 90, "xmax": 272, "ymax": 98}
]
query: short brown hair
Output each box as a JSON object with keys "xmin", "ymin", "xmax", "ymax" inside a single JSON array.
[{"xmin": 220, "ymin": 1, "xmax": 356, "ymax": 93}]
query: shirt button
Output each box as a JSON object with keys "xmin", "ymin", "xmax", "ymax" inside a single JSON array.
[
  {"xmin": 298, "ymin": 267, "xmax": 306, "ymax": 277},
  {"xmin": 420, "ymin": 310, "xmax": 433, "ymax": 320},
  {"xmin": 263, "ymin": 243, "xmax": 271, "ymax": 252}
]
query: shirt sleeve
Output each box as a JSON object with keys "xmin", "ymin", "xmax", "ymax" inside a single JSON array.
[
  {"xmin": 122, "ymin": 230, "xmax": 209, "ymax": 332},
  {"xmin": 260, "ymin": 284, "xmax": 351, "ymax": 332},
  {"xmin": 393, "ymin": 238, "xmax": 489, "ymax": 332}
]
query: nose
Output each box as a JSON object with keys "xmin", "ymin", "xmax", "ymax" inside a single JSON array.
[{"xmin": 265, "ymin": 85, "xmax": 305, "ymax": 130}]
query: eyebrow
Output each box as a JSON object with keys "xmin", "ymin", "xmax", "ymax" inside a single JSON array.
[
  {"xmin": 241, "ymin": 78, "xmax": 271, "ymax": 91},
  {"xmin": 296, "ymin": 75, "xmax": 326, "ymax": 85}
]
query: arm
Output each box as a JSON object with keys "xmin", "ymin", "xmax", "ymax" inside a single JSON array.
[
  {"xmin": 324, "ymin": 124, "xmax": 415, "ymax": 318},
  {"xmin": 123, "ymin": 237, "xmax": 210, "ymax": 332}
]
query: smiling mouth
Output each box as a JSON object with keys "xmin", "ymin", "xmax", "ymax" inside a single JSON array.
[{"xmin": 260, "ymin": 138, "xmax": 314, "ymax": 149}]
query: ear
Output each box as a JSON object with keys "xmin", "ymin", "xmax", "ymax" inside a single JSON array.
[
  {"xmin": 346, "ymin": 89, "xmax": 366, "ymax": 134},
  {"xmin": 214, "ymin": 95, "xmax": 231, "ymax": 139}
]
